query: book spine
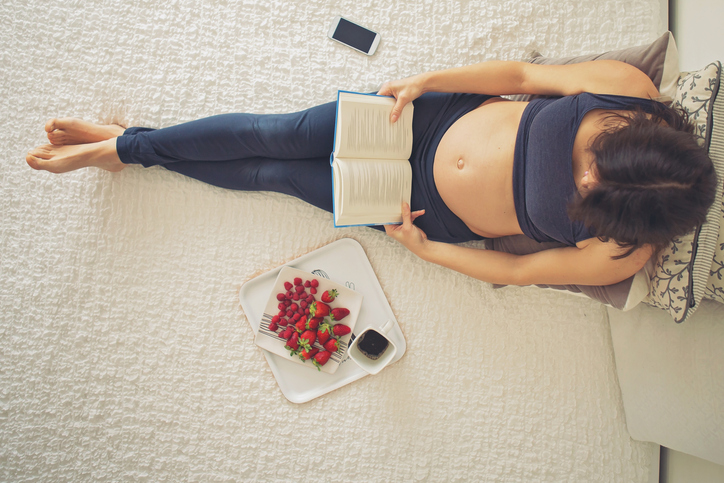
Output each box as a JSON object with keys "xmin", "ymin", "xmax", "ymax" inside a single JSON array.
[{"xmin": 331, "ymin": 90, "xmax": 342, "ymax": 159}]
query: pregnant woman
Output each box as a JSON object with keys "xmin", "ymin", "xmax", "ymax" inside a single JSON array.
[{"xmin": 26, "ymin": 60, "xmax": 717, "ymax": 286}]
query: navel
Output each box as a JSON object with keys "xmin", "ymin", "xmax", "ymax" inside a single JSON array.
[{"xmin": 456, "ymin": 158, "xmax": 464, "ymax": 170}]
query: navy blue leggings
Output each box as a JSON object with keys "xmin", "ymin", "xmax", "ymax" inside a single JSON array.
[{"xmin": 116, "ymin": 93, "xmax": 490, "ymax": 243}]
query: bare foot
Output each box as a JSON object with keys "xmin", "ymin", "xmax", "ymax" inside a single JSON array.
[
  {"xmin": 45, "ymin": 118, "xmax": 126, "ymax": 145},
  {"xmin": 26, "ymin": 139, "xmax": 126, "ymax": 173}
]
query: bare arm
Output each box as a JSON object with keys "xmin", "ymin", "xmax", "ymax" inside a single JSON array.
[
  {"xmin": 421, "ymin": 237, "xmax": 651, "ymax": 286},
  {"xmin": 386, "ymin": 204, "xmax": 652, "ymax": 286},
  {"xmin": 378, "ymin": 60, "xmax": 660, "ymax": 122}
]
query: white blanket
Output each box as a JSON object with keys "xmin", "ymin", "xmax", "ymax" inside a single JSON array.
[{"xmin": 1, "ymin": 0, "xmax": 665, "ymax": 480}]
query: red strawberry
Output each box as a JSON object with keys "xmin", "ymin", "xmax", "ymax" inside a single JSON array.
[
  {"xmin": 331, "ymin": 307, "xmax": 350, "ymax": 321},
  {"xmin": 317, "ymin": 323, "xmax": 332, "ymax": 345},
  {"xmin": 298, "ymin": 347, "xmax": 319, "ymax": 361},
  {"xmin": 295, "ymin": 316, "xmax": 307, "ymax": 332},
  {"xmin": 306, "ymin": 317, "xmax": 322, "ymax": 330},
  {"xmin": 284, "ymin": 281, "xmax": 293, "ymax": 291},
  {"xmin": 299, "ymin": 330, "xmax": 316, "ymax": 350},
  {"xmin": 294, "ymin": 277, "xmax": 302, "ymax": 286},
  {"xmin": 309, "ymin": 301, "xmax": 330, "ymax": 318},
  {"xmin": 313, "ymin": 350, "xmax": 332, "ymax": 370},
  {"xmin": 310, "ymin": 279, "xmax": 319, "ymax": 288},
  {"xmin": 323, "ymin": 339, "xmax": 340, "ymax": 353},
  {"xmin": 321, "ymin": 289, "xmax": 338, "ymax": 303},
  {"xmin": 285, "ymin": 332, "xmax": 300, "ymax": 353},
  {"xmin": 332, "ymin": 324, "xmax": 351, "ymax": 337}
]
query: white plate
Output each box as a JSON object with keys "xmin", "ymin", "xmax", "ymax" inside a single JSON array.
[
  {"xmin": 254, "ymin": 266, "xmax": 363, "ymax": 374},
  {"xmin": 239, "ymin": 238, "xmax": 406, "ymax": 403}
]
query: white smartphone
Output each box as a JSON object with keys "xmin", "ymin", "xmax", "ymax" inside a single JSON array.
[{"xmin": 327, "ymin": 16, "xmax": 380, "ymax": 56}]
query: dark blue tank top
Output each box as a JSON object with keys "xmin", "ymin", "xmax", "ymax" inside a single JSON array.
[{"xmin": 512, "ymin": 93, "xmax": 663, "ymax": 246}]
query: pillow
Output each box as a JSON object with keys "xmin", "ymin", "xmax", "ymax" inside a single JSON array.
[
  {"xmin": 508, "ymin": 31, "xmax": 680, "ymax": 103},
  {"xmin": 485, "ymin": 237, "xmax": 652, "ymax": 311},
  {"xmin": 528, "ymin": 31, "xmax": 680, "ymax": 100},
  {"xmin": 705, "ymin": 79, "xmax": 724, "ymax": 304},
  {"xmin": 644, "ymin": 62, "xmax": 723, "ymax": 323},
  {"xmin": 705, "ymin": 202, "xmax": 724, "ymax": 303}
]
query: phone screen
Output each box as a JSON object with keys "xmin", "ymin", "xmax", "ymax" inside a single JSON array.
[{"xmin": 332, "ymin": 18, "xmax": 377, "ymax": 53}]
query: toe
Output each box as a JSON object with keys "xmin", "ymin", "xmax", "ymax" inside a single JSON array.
[
  {"xmin": 26, "ymin": 153, "xmax": 42, "ymax": 170},
  {"xmin": 47, "ymin": 130, "xmax": 65, "ymax": 145},
  {"xmin": 45, "ymin": 118, "xmax": 58, "ymax": 133},
  {"xmin": 29, "ymin": 145, "xmax": 54, "ymax": 159}
]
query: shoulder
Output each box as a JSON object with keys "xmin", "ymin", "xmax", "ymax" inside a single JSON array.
[
  {"xmin": 583, "ymin": 60, "xmax": 661, "ymax": 98},
  {"xmin": 576, "ymin": 237, "xmax": 652, "ymax": 272}
]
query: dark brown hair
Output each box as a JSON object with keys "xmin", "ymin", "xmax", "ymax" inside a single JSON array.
[{"xmin": 568, "ymin": 104, "xmax": 718, "ymax": 259}]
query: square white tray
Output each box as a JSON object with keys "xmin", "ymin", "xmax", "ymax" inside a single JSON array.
[{"xmin": 239, "ymin": 238, "xmax": 406, "ymax": 403}]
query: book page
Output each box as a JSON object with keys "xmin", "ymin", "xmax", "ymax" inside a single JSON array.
[
  {"xmin": 333, "ymin": 157, "xmax": 412, "ymax": 226},
  {"xmin": 333, "ymin": 92, "xmax": 413, "ymax": 160}
]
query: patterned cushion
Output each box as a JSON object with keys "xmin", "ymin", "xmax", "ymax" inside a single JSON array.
[
  {"xmin": 704, "ymin": 83, "xmax": 724, "ymax": 303},
  {"xmin": 644, "ymin": 62, "xmax": 723, "ymax": 323}
]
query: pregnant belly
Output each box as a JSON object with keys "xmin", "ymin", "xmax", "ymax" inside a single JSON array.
[{"xmin": 433, "ymin": 99, "xmax": 527, "ymax": 238}]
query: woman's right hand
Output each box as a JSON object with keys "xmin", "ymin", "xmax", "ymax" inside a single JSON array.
[
  {"xmin": 377, "ymin": 74, "xmax": 426, "ymax": 123},
  {"xmin": 384, "ymin": 202, "xmax": 428, "ymax": 256}
]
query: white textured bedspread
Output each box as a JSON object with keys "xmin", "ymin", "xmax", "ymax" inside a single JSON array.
[{"xmin": 1, "ymin": 0, "xmax": 664, "ymax": 481}]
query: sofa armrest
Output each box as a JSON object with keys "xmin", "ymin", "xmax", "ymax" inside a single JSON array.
[{"xmin": 607, "ymin": 300, "xmax": 724, "ymax": 466}]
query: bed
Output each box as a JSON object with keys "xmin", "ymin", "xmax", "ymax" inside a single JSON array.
[{"xmin": 0, "ymin": 0, "xmax": 687, "ymax": 481}]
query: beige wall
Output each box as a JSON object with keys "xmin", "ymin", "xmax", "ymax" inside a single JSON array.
[
  {"xmin": 670, "ymin": 0, "xmax": 724, "ymax": 71},
  {"xmin": 662, "ymin": 449, "xmax": 724, "ymax": 483}
]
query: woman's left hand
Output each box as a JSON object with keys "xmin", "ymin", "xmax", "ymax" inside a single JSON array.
[
  {"xmin": 384, "ymin": 202, "xmax": 428, "ymax": 255},
  {"xmin": 377, "ymin": 74, "xmax": 426, "ymax": 123}
]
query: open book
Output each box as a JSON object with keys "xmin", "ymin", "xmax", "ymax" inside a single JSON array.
[{"xmin": 331, "ymin": 91, "xmax": 414, "ymax": 227}]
